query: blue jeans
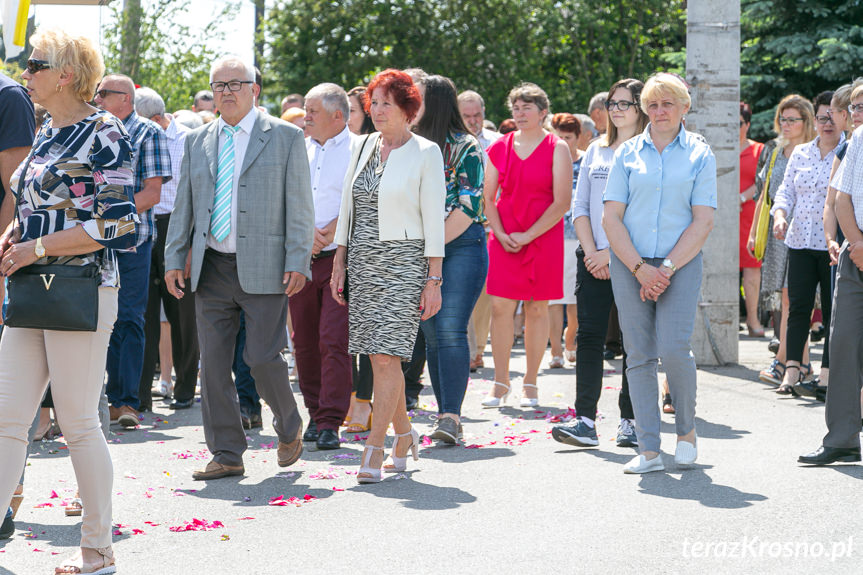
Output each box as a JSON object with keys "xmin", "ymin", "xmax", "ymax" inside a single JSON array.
[
  {"xmin": 106, "ymin": 241, "xmax": 152, "ymax": 409},
  {"xmin": 421, "ymin": 223, "xmax": 488, "ymax": 415},
  {"xmin": 233, "ymin": 312, "xmax": 260, "ymax": 415}
]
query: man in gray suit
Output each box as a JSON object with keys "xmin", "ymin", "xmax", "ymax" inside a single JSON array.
[{"xmin": 165, "ymin": 55, "xmax": 314, "ymax": 480}]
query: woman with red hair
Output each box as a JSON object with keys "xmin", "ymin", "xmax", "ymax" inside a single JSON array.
[{"xmin": 332, "ymin": 69, "xmax": 446, "ymax": 483}]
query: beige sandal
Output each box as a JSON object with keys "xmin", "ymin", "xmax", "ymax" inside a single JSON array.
[
  {"xmin": 55, "ymin": 546, "xmax": 116, "ymax": 575},
  {"xmin": 65, "ymin": 496, "xmax": 83, "ymax": 517}
]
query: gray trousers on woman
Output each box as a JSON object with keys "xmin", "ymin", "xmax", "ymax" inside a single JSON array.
[{"xmin": 609, "ymin": 252, "xmax": 701, "ymax": 454}]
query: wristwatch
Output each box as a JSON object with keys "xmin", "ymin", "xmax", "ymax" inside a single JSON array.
[
  {"xmin": 662, "ymin": 258, "xmax": 676, "ymax": 273},
  {"xmin": 34, "ymin": 237, "xmax": 46, "ymax": 258}
]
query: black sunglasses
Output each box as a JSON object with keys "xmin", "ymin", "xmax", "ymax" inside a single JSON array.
[
  {"xmin": 26, "ymin": 59, "xmax": 50, "ymax": 74},
  {"xmin": 95, "ymin": 89, "xmax": 127, "ymax": 99}
]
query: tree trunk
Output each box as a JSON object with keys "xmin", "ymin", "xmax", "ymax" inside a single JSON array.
[
  {"xmin": 120, "ymin": 0, "xmax": 143, "ymax": 78},
  {"xmin": 685, "ymin": 0, "xmax": 741, "ymax": 365},
  {"xmin": 254, "ymin": 0, "xmax": 265, "ymax": 71}
]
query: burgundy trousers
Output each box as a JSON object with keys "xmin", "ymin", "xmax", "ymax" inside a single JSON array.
[{"xmin": 288, "ymin": 254, "xmax": 352, "ymax": 431}]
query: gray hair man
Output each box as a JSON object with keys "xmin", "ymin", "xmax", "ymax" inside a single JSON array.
[
  {"xmin": 287, "ymin": 83, "xmax": 354, "ymax": 450},
  {"xmin": 95, "ymin": 73, "xmax": 172, "ymax": 429},
  {"xmin": 588, "ymin": 91, "xmax": 608, "ymax": 135},
  {"xmin": 133, "ymin": 87, "xmax": 200, "ymax": 414},
  {"xmin": 457, "ymin": 90, "xmax": 501, "ymax": 158},
  {"xmin": 575, "ymin": 113, "xmax": 596, "ymax": 151},
  {"xmin": 192, "ymin": 89, "xmax": 215, "ymax": 113},
  {"xmin": 165, "ymin": 55, "xmax": 314, "ymax": 480}
]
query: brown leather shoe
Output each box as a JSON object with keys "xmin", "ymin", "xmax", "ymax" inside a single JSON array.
[
  {"xmin": 277, "ymin": 429, "xmax": 304, "ymax": 467},
  {"xmin": 118, "ymin": 405, "xmax": 139, "ymax": 428},
  {"xmin": 109, "ymin": 405, "xmax": 122, "ymax": 424},
  {"xmin": 192, "ymin": 460, "xmax": 244, "ymax": 480}
]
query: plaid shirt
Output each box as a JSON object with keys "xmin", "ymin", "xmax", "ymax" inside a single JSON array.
[
  {"xmin": 154, "ymin": 117, "xmax": 190, "ymax": 215},
  {"xmin": 121, "ymin": 111, "xmax": 172, "ymax": 247}
]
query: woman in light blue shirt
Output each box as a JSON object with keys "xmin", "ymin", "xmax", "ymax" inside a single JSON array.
[{"xmin": 602, "ymin": 73, "xmax": 717, "ymax": 474}]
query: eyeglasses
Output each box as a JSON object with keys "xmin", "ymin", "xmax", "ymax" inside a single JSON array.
[
  {"xmin": 849, "ymin": 104, "xmax": 863, "ymax": 114},
  {"xmin": 26, "ymin": 59, "xmax": 50, "ymax": 74},
  {"xmin": 210, "ymin": 81, "xmax": 253, "ymax": 93},
  {"xmin": 605, "ymin": 100, "xmax": 637, "ymax": 111},
  {"xmin": 815, "ymin": 114, "xmax": 835, "ymax": 125},
  {"xmin": 778, "ymin": 116, "xmax": 804, "ymax": 125},
  {"xmin": 95, "ymin": 89, "xmax": 127, "ymax": 99}
]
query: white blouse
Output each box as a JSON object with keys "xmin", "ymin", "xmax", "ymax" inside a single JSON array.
[{"xmin": 771, "ymin": 135, "xmax": 845, "ymax": 251}]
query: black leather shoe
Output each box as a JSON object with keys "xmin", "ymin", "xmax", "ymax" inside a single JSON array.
[
  {"xmin": 169, "ymin": 398, "xmax": 194, "ymax": 410},
  {"xmin": 316, "ymin": 428, "xmax": 341, "ymax": 450},
  {"xmin": 250, "ymin": 412, "xmax": 263, "ymax": 429},
  {"xmin": 302, "ymin": 420, "xmax": 318, "ymax": 442},
  {"xmin": 792, "ymin": 379, "xmax": 824, "ymax": 398},
  {"xmin": 798, "ymin": 445, "xmax": 861, "ymax": 465},
  {"xmin": 139, "ymin": 404, "xmax": 152, "ymax": 413},
  {"xmin": 405, "ymin": 395, "xmax": 419, "ymax": 411},
  {"xmin": 0, "ymin": 513, "xmax": 13, "ymax": 539}
]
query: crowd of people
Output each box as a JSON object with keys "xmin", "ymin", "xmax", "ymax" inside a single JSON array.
[{"xmin": 0, "ymin": 24, "xmax": 861, "ymax": 575}]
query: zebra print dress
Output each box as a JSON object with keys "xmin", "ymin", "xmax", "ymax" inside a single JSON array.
[{"xmin": 347, "ymin": 141, "xmax": 427, "ymax": 360}]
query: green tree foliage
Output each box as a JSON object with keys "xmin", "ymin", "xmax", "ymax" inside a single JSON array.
[
  {"xmin": 741, "ymin": 0, "xmax": 863, "ymax": 140},
  {"xmin": 265, "ymin": 0, "xmax": 686, "ymax": 123},
  {"xmin": 102, "ymin": 0, "xmax": 239, "ymax": 113}
]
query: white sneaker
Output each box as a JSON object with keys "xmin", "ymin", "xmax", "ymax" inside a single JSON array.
[
  {"xmin": 153, "ymin": 380, "xmax": 173, "ymax": 398},
  {"xmin": 674, "ymin": 436, "xmax": 698, "ymax": 466},
  {"xmin": 623, "ymin": 454, "xmax": 665, "ymax": 474}
]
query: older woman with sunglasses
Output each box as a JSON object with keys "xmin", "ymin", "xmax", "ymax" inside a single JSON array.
[
  {"xmin": 771, "ymin": 91, "xmax": 847, "ymax": 395},
  {"xmin": 0, "ymin": 27, "xmax": 137, "ymax": 574}
]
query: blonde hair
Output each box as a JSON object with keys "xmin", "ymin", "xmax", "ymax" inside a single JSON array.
[
  {"xmin": 30, "ymin": 26, "xmax": 104, "ymax": 103},
  {"xmin": 851, "ymin": 85, "xmax": 863, "ymax": 103},
  {"xmin": 640, "ymin": 73, "xmax": 691, "ymax": 114},
  {"xmin": 773, "ymin": 94, "xmax": 816, "ymax": 145}
]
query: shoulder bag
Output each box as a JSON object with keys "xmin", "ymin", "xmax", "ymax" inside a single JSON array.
[
  {"xmin": 753, "ymin": 147, "xmax": 780, "ymax": 262},
  {"xmin": 5, "ymin": 147, "xmax": 101, "ymax": 332}
]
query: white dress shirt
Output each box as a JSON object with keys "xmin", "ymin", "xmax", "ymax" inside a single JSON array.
[
  {"xmin": 307, "ymin": 126, "xmax": 353, "ymax": 251},
  {"xmin": 476, "ymin": 128, "xmax": 502, "ymax": 164},
  {"xmin": 771, "ymin": 134, "xmax": 845, "ymax": 251},
  {"xmin": 154, "ymin": 116, "xmax": 190, "ymax": 215},
  {"xmin": 836, "ymin": 125, "xmax": 863, "ymax": 232},
  {"xmin": 207, "ymin": 107, "xmax": 257, "ymax": 253}
]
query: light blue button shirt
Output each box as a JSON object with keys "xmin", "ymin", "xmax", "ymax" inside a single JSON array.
[{"xmin": 603, "ymin": 124, "xmax": 717, "ymax": 258}]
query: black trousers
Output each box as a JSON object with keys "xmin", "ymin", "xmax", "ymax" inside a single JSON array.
[
  {"xmin": 785, "ymin": 248, "xmax": 831, "ymax": 368},
  {"xmin": 138, "ymin": 215, "xmax": 200, "ymax": 407},
  {"xmin": 574, "ymin": 248, "xmax": 634, "ymax": 421}
]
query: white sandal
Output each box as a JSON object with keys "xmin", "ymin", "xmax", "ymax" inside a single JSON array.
[
  {"xmin": 357, "ymin": 445, "xmax": 384, "ymax": 484},
  {"xmin": 520, "ymin": 383, "xmax": 539, "ymax": 408},
  {"xmin": 482, "ymin": 381, "xmax": 511, "ymax": 408},
  {"xmin": 384, "ymin": 428, "xmax": 419, "ymax": 473},
  {"xmin": 56, "ymin": 546, "xmax": 116, "ymax": 575}
]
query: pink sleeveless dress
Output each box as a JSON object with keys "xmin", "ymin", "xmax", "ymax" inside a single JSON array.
[{"xmin": 486, "ymin": 132, "xmax": 564, "ymax": 301}]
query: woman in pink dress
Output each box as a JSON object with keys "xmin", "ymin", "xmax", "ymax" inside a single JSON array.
[{"xmin": 481, "ymin": 83, "xmax": 572, "ymax": 408}]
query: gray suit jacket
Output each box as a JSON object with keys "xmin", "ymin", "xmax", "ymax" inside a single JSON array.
[{"xmin": 165, "ymin": 109, "xmax": 314, "ymax": 294}]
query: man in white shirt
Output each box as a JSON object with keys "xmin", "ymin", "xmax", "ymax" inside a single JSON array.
[
  {"xmin": 457, "ymin": 90, "xmax": 501, "ymax": 158},
  {"xmin": 289, "ymin": 83, "xmax": 354, "ymax": 450},
  {"xmin": 133, "ymin": 87, "xmax": 200, "ymax": 413},
  {"xmin": 799, "ymin": 124, "xmax": 863, "ymax": 466}
]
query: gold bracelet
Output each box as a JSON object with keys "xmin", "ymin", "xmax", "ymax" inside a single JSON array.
[{"xmin": 631, "ymin": 259, "xmax": 645, "ymax": 276}]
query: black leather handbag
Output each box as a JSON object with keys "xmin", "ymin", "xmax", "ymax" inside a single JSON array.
[{"xmin": 4, "ymin": 151, "xmax": 101, "ymax": 332}]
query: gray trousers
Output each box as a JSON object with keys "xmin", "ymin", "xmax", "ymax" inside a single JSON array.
[
  {"xmin": 195, "ymin": 250, "xmax": 301, "ymax": 467},
  {"xmin": 823, "ymin": 243, "xmax": 863, "ymax": 449},
  {"xmin": 609, "ymin": 252, "xmax": 701, "ymax": 454}
]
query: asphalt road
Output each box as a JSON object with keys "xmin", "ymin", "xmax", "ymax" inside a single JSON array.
[{"xmin": 1, "ymin": 332, "xmax": 861, "ymax": 575}]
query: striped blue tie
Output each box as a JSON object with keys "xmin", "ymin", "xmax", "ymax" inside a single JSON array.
[{"xmin": 210, "ymin": 125, "xmax": 240, "ymax": 242}]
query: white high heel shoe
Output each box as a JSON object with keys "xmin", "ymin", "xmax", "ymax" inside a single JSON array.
[
  {"xmin": 357, "ymin": 444, "xmax": 384, "ymax": 484},
  {"xmin": 482, "ymin": 381, "xmax": 511, "ymax": 408},
  {"xmin": 520, "ymin": 383, "xmax": 539, "ymax": 408},
  {"xmin": 384, "ymin": 428, "xmax": 419, "ymax": 473}
]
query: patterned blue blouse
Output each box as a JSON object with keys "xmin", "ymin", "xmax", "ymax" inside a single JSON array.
[{"xmin": 11, "ymin": 110, "xmax": 138, "ymax": 287}]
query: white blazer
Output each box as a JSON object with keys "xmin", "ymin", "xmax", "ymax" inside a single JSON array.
[{"xmin": 334, "ymin": 132, "xmax": 446, "ymax": 257}]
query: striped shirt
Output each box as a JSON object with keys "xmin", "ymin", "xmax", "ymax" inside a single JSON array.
[
  {"xmin": 153, "ymin": 117, "xmax": 189, "ymax": 215},
  {"xmin": 121, "ymin": 111, "xmax": 172, "ymax": 247}
]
